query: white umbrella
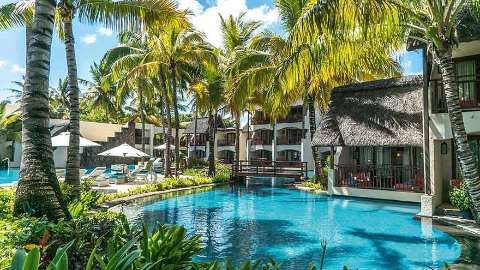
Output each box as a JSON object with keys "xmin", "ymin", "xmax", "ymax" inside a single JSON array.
[
  {"xmin": 98, "ymin": 143, "xmax": 149, "ymax": 158},
  {"xmin": 154, "ymin": 143, "xmax": 175, "ymax": 150},
  {"xmin": 51, "ymin": 132, "xmax": 100, "ymax": 147},
  {"xmin": 98, "ymin": 143, "xmax": 149, "ymax": 175}
]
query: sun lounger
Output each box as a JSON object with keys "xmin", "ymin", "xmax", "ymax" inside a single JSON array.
[
  {"xmin": 94, "ymin": 175, "xmax": 109, "ymax": 187},
  {"xmin": 82, "ymin": 167, "xmax": 106, "ymax": 180}
]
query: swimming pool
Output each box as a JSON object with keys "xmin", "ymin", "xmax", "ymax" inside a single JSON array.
[
  {"xmin": 0, "ymin": 168, "xmax": 19, "ymax": 185},
  {"xmin": 121, "ymin": 178, "xmax": 461, "ymax": 269},
  {"xmin": 0, "ymin": 165, "xmax": 137, "ymax": 185}
]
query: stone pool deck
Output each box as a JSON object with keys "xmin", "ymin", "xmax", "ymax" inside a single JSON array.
[{"xmin": 99, "ymin": 181, "xmax": 231, "ymax": 209}]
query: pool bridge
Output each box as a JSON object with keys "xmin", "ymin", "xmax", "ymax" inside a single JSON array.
[{"xmin": 231, "ymin": 160, "xmax": 308, "ymax": 180}]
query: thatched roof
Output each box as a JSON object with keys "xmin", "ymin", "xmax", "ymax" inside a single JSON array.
[
  {"xmin": 184, "ymin": 117, "xmax": 226, "ymax": 134},
  {"xmin": 312, "ymin": 75, "xmax": 424, "ymax": 147}
]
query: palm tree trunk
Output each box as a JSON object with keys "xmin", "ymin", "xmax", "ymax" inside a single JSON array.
[
  {"xmin": 308, "ymin": 94, "xmax": 324, "ymax": 186},
  {"xmin": 436, "ymin": 49, "xmax": 480, "ymax": 218},
  {"xmin": 208, "ymin": 109, "xmax": 215, "ymax": 176},
  {"xmin": 14, "ymin": 0, "xmax": 70, "ymax": 221},
  {"xmin": 63, "ymin": 16, "xmax": 81, "ymax": 199},
  {"xmin": 193, "ymin": 105, "xmax": 198, "ymax": 159},
  {"xmin": 170, "ymin": 68, "xmax": 180, "ymax": 177},
  {"xmin": 140, "ymin": 91, "xmax": 146, "ymax": 153},
  {"xmin": 234, "ymin": 111, "xmax": 240, "ymax": 171},
  {"xmin": 159, "ymin": 72, "xmax": 172, "ymax": 177}
]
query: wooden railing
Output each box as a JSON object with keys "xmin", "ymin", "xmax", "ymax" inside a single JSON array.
[
  {"xmin": 217, "ymin": 139, "xmax": 235, "ymax": 146},
  {"xmin": 251, "ymin": 137, "xmax": 272, "ymax": 145},
  {"xmin": 232, "ymin": 160, "xmax": 308, "ymax": 179},
  {"xmin": 277, "ymin": 114, "xmax": 303, "ymax": 123},
  {"xmin": 276, "ymin": 136, "xmax": 302, "ymax": 145},
  {"xmin": 335, "ymin": 165, "xmax": 424, "ymax": 193}
]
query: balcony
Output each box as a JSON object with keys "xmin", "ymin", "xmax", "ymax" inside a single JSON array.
[
  {"xmin": 277, "ymin": 114, "xmax": 303, "ymax": 123},
  {"xmin": 251, "ymin": 137, "xmax": 272, "ymax": 145},
  {"xmin": 218, "ymin": 139, "xmax": 235, "ymax": 146},
  {"xmin": 431, "ymin": 78, "xmax": 480, "ymax": 113},
  {"xmin": 276, "ymin": 136, "xmax": 302, "ymax": 145},
  {"xmin": 251, "ymin": 111, "xmax": 271, "ymax": 125},
  {"xmin": 335, "ymin": 165, "xmax": 424, "ymax": 193}
]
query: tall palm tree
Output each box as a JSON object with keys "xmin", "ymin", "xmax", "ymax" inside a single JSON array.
[
  {"xmin": 54, "ymin": 0, "xmax": 182, "ymax": 198},
  {"xmin": 14, "ymin": 0, "xmax": 70, "ymax": 221},
  {"xmin": 292, "ymin": 0, "xmax": 480, "ymax": 218},
  {"xmin": 107, "ymin": 26, "xmax": 211, "ymax": 177},
  {"xmin": 190, "ymin": 61, "xmax": 224, "ymax": 176},
  {"xmin": 231, "ymin": 0, "xmax": 399, "ymax": 186},
  {"xmin": 220, "ymin": 13, "xmax": 261, "ymax": 171}
]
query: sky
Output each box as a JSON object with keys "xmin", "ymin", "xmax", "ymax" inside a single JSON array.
[{"xmin": 0, "ymin": 0, "xmax": 423, "ymax": 102}]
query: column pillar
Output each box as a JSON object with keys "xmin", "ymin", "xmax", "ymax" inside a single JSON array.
[{"xmin": 272, "ymin": 122, "xmax": 277, "ymax": 161}]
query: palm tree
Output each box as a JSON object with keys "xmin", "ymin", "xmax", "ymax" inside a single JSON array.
[
  {"xmin": 49, "ymin": 77, "xmax": 70, "ymax": 119},
  {"xmin": 80, "ymin": 62, "xmax": 119, "ymax": 122},
  {"xmin": 190, "ymin": 60, "xmax": 224, "ymax": 176},
  {"xmin": 54, "ymin": 0, "xmax": 182, "ymax": 198},
  {"xmin": 220, "ymin": 13, "xmax": 261, "ymax": 172},
  {"xmin": 291, "ymin": 0, "xmax": 480, "ymax": 218},
  {"xmin": 232, "ymin": 0, "xmax": 400, "ymax": 186},
  {"xmin": 5, "ymin": 76, "xmax": 25, "ymax": 103},
  {"xmin": 107, "ymin": 26, "xmax": 211, "ymax": 177},
  {"xmin": 14, "ymin": 0, "xmax": 70, "ymax": 221}
]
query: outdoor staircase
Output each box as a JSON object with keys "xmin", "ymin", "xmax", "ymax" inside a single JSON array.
[{"xmin": 80, "ymin": 122, "xmax": 138, "ymax": 168}]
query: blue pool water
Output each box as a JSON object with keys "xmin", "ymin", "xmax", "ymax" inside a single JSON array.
[
  {"xmin": 122, "ymin": 179, "xmax": 461, "ymax": 269},
  {"xmin": 0, "ymin": 168, "xmax": 19, "ymax": 185}
]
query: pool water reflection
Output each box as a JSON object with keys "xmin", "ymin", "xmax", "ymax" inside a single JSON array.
[
  {"xmin": 0, "ymin": 168, "xmax": 19, "ymax": 185},
  {"xmin": 121, "ymin": 179, "xmax": 461, "ymax": 270}
]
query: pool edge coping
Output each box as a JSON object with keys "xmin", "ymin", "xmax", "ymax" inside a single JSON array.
[{"xmin": 99, "ymin": 181, "xmax": 233, "ymax": 209}]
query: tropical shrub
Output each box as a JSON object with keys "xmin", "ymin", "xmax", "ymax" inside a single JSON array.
[
  {"xmin": 301, "ymin": 181, "xmax": 324, "ymax": 190},
  {"xmin": 450, "ymin": 183, "xmax": 473, "ymax": 212},
  {"xmin": 10, "ymin": 240, "xmax": 75, "ymax": 270}
]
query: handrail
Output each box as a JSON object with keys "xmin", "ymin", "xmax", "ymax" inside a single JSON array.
[
  {"xmin": 335, "ymin": 164, "xmax": 424, "ymax": 193},
  {"xmin": 232, "ymin": 160, "xmax": 308, "ymax": 179}
]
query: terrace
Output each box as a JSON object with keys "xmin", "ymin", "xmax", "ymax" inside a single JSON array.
[
  {"xmin": 277, "ymin": 106, "xmax": 304, "ymax": 123},
  {"xmin": 312, "ymin": 76, "xmax": 426, "ymax": 199},
  {"xmin": 431, "ymin": 57, "xmax": 480, "ymax": 113}
]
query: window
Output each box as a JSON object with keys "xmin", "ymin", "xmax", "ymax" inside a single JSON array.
[{"xmin": 456, "ymin": 60, "xmax": 477, "ymax": 107}]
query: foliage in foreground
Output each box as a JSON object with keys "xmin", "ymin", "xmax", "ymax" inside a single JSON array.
[{"xmin": 8, "ymin": 222, "xmax": 329, "ymax": 270}]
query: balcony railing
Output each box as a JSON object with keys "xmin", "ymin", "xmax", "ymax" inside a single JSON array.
[
  {"xmin": 277, "ymin": 114, "xmax": 303, "ymax": 123},
  {"xmin": 335, "ymin": 165, "xmax": 424, "ymax": 193},
  {"xmin": 251, "ymin": 137, "xmax": 272, "ymax": 145},
  {"xmin": 218, "ymin": 139, "xmax": 235, "ymax": 146},
  {"xmin": 251, "ymin": 117, "xmax": 271, "ymax": 125},
  {"xmin": 276, "ymin": 136, "xmax": 302, "ymax": 145},
  {"xmin": 431, "ymin": 79, "xmax": 480, "ymax": 113},
  {"xmin": 190, "ymin": 141, "xmax": 206, "ymax": 146}
]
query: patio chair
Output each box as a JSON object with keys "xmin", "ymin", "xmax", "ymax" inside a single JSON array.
[
  {"xmin": 94, "ymin": 175, "xmax": 109, "ymax": 187},
  {"xmin": 82, "ymin": 167, "xmax": 106, "ymax": 180}
]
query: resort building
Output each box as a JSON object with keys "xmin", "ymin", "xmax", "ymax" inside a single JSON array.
[
  {"xmin": 0, "ymin": 106, "xmax": 183, "ymax": 168},
  {"xmin": 183, "ymin": 117, "xmax": 241, "ymax": 163},
  {"xmin": 245, "ymin": 104, "xmax": 323, "ymax": 170},
  {"xmin": 313, "ymin": 75, "xmax": 425, "ymax": 202},
  {"xmin": 312, "ymin": 37, "xmax": 480, "ymax": 216},
  {"xmin": 425, "ymin": 38, "xmax": 480, "ymax": 215}
]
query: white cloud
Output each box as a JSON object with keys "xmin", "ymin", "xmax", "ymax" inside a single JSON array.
[
  {"xmin": 97, "ymin": 27, "xmax": 113, "ymax": 37},
  {"xmin": 0, "ymin": 60, "xmax": 7, "ymax": 69},
  {"xmin": 178, "ymin": 0, "xmax": 204, "ymax": 15},
  {"xmin": 81, "ymin": 34, "xmax": 97, "ymax": 45},
  {"xmin": 182, "ymin": 0, "xmax": 280, "ymax": 47},
  {"xmin": 10, "ymin": 64, "xmax": 25, "ymax": 74}
]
